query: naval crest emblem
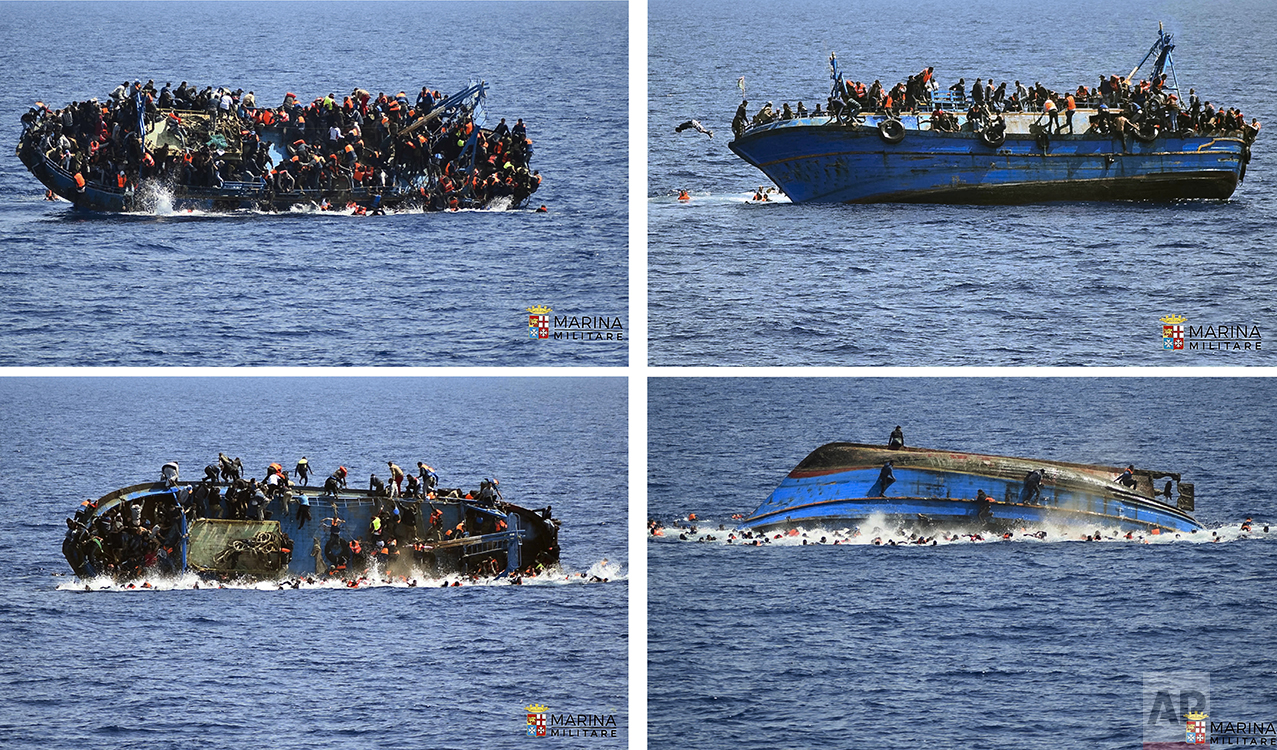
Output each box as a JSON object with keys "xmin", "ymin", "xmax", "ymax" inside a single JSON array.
[
  {"xmin": 1160, "ymin": 314, "xmax": 1186, "ymax": 350},
  {"xmin": 526, "ymin": 703, "xmax": 549, "ymax": 737},
  {"xmin": 528, "ymin": 305, "xmax": 552, "ymax": 339},
  {"xmin": 1186, "ymin": 711, "xmax": 1208, "ymax": 744}
]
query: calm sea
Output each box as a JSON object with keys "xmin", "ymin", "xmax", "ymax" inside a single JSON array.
[
  {"xmin": 0, "ymin": 1, "xmax": 628, "ymax": 366},
  {"xmin": 0, "ymin": 377, "xmax": 628, "ymax": 749},
  {"xmin": 649, "ymin": 0, "xmax": 1277, "ymax": 365},
  {"xmin": 649, "ymin": 378, "xmax": 1277, "ymax": 748}
]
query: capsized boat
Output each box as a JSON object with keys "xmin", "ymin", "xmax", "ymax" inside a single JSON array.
[
  {"xmin": 740, "ymin": 442, "xmax": 1202, "ymax": 535},
  {"xmin": 18, "ymin": 80, "xmax": 540, "ymax": 212},
  {"xmin": 63, "ymin": 466, "xmax": 561, "ymax": 581},
  {"xmin": 728, "ymin": 26, "xmax": 1257, "ymax": 203}
]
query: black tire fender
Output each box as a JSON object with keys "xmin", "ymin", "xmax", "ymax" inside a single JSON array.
[
  {"xmin": 1133, "ymin": 123, "xmax": 1159, "ymax": 143},
  {"xmin": 878, "ymin": 118, "xmax": 905, "ymax": 144},
  {"xmin": 979, "ymin": 128, "xmax": 1005, "ymax": 148}
]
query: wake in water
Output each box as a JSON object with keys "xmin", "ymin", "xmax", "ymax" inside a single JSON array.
[
  {"xmin": 649, "ymin": 513, "xmax": 1272, "ymax": 547},
  {"xmin": 57, "ymin": 558, "xmax": 625, "ymax": 592},
  {"xmin": 120, "ymin": 180, "xmax": 529, "ymax": 218}
]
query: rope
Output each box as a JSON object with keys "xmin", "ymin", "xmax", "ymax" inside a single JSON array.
[{"xmin": 211, "ymin": 529, "xmax": 286, "ymax": 567}]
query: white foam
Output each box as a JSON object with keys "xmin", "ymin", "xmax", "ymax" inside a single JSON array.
[
  {"xmin": 56, "ymin": 558, "xmax": 625, "ymax": 592},
  {"xmin": 651, "ymin": 516, "xmax": 1272, "ymax": 548}
]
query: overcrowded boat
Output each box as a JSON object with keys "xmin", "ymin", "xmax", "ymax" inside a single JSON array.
[
  {"xmin": 19, "ymin": 79, "xmax": 541, "ymax": 212},
  {"xmin": 729, "ymin": 25, "xmax": 1258, "ymax": 203},
  {"xmin": 62, "ymin": 460, "xmax": 560, "ymax": 582}
]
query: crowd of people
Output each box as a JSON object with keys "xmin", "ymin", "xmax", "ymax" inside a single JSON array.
[
  {"xmin": 64, "ymin": 490, "xmax": 189, "ymax": 579},
  {"xmin": 734, "ymin": 62, "xmax": 1260, "ymax": 146},
  {"xmin": 64, "ymin": 455, "xmax": 556, "ymax": 581},
  {"xmin": 19, "ymin": 78, "xmax": 542, "ymax": 210}
]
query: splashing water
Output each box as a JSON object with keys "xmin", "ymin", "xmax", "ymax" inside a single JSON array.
[
  {"xmin": 55, "ymin": 558, "xmax": 626, "ymax": 592},
  {"xmin": 130, "ymin": 180, "xmax": 176, "ymax": 215},
  {"xmin": 649, "ymin": 513, "xmax": 1274, "ymax": 548}
]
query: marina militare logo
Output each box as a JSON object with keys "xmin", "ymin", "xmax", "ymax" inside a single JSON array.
[
  {"xmin": 519, "ymin": 703, "xmax": 621, "ymax": 738},
  {"xmin": 524, "ymin": 304, "xmax": 624, "ymax": 342},
  {"xmin": 1186, "ymin": 711, "xmax": 1208, "ymax": 745},
  {"xmin": 526, "ymin": 703, "xmax": 549, "ymax": 737},
  {"xmin": 1161, "ymin": 314, "xmax": 1186, "ymax": 350},
  {"xmin": 1158, "ymin": 313, "xmax": 1262, "ymax": 351},
  {"xmin": 528, "ymin": 306, "xmax": 552, "ymax": 339}
]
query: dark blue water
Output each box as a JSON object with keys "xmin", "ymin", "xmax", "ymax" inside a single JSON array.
[
  {"xmin": 0, "ymin": 1, "xmax": 627, "ymax": 366},
  {"xmin": 649, "ymin": 0, "xmax": 1277, "ymax": 365},
  {"xmin": 649, "ymin": 378, "xmax": 1277, "ymax": 749},
  {"xmin": 0, "ymin": 377, "xmax": 627, "ymax": 749}
]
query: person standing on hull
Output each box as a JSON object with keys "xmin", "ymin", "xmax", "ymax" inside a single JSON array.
[
  {"xmin": 888, "ymin": 426, "xmax": 905, "ymax": 449},
  {"xmin": 975, "ymin": 489, "xmax": 993, "ymax": 523},
  {"xmin": 387, "ymin": 461, "xmax": 405, "ymax": 498},
  {"xmin": 1021, "ymin": 469, "xmax": 1045, "ymax": 505},
  {"xmin": 295, "ymin": 457, "xmax": 312, "ymax": 486},
  {"xmin": 876, "ymin": 461, "xmax": 896, "ymax": 497},
  {"xmin": 295, "ymin": 493, "xmax": 311, "ymax": 528},
  {"xmin": 324, "ymin": 466, "xmax": 348, "ymax": 496},
  {"xmin": 160, "ymin": 461, "xmax": 180, "ymax": 488},
  {"xmin": 250, "ymin": 479, "xmax": 268, "ymax": 521},
  {"xmin": 418, "ymin": 462, "xmax": 438, "ymax": 494},
  {"xmin": 1115, "ymin": 465, "xmax": 1138, "ymax": 489},
  {"xmin": 218, "ymin": 452, "xmax": 238, "ymax": 482}
]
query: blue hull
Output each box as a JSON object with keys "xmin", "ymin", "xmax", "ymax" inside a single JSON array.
[
  {"xmin": 729, "ymin": 116, "xmax": 1246, "ymax": 204},
  {"xmin": 741, "ymin": 443, "xmax": 1202, "ymax": 535}
]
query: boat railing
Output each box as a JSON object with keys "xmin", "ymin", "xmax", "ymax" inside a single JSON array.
[
  {"xmin": 40, "ymin": 154, "xmax": 130, "ymax": 195},
  {"xmin": 461, "ymin": 533, "xmax": 520, "ymax": 559},
  {"xmin": 932, "ymin": 91, "xmax": 966, "ymax": 110}
]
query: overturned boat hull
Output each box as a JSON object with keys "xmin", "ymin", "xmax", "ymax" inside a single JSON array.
[
  {"xmin": 65, "ymin": 481, "xmax": 560, "ymax": 581},
  {"xmin": 741, "ymin": 442, "xmax": 1202, "ymax": 535}
]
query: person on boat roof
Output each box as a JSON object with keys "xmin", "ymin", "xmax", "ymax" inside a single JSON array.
[
  {"xmin": 295, "ymin": 457, "xmax": 311, "ymax": 486},
  {"xmin": 1115, "ymin": 465, "xmax": 1138, "ymax": 489},
  {"xmin": 417, "ymin": 462, "xmax": 438, "ymax": 492},
  {"xmin": 888, "ymin": 426, "xmax": 904, "ymax": 449},
  {"xmin": 751, "ymin": 102, "xmax": 775, "ymax": 126},
  {"xmin": 732, "ymin": 100, "xmax": 748, "ymax": 139},
  {"xmin": 324, "ymin": 466, "xmax": 348, "ymax": 495},
  {"xmin": 387, "ymin": 461, "xmax": 405, "ymax": 496}
]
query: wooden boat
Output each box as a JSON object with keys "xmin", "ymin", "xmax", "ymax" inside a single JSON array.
[{"xmin": 740, "ymin": 441, "xmax": 1202, "ymax": 535}]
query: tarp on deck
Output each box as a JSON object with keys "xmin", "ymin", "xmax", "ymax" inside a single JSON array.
[{"xmin": 187, "ymin": 519, "xmax": 288, "ymax": 576}]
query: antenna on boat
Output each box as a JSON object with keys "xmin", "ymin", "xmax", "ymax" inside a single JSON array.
[{"xmin": 1127, "ymin": 22, "xmax": 1181, "ymax": 97}]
